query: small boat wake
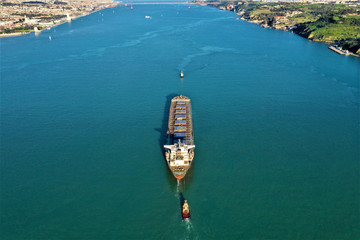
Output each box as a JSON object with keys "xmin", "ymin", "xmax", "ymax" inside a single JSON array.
[
  {"xmin": 177, "ymin": 45, "xmax": 239, "ymax": 72},
  {"xmin": 177, "ymin": 179, "xmax": 181, "ymax": 192},
  {"xmin": 182, "ymin": 219, "xmax": 199, "ymax": 240},
  {"xmin": 184, "ymin": 220, "xmax": 193, "ymax": 231}
]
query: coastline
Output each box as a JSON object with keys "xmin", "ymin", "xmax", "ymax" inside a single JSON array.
[
  {"xmin": 208, "ymin": 2, "xmax": 360, "ymax": 58},
  {"xmin": 238, "ymin": 15, "xmax": 360, "ymax": 58},
  {"xmin": 241, "ymin": 17, "xmax": 359, "ymax": 57},
  {"xmin": 2, "ymin": 2, "xmax": 359, "ymax": 58},
  {"xmin": 0, "ymin": 32, "xmax": 31, "ymax": 38},
  {"xmin": 0, "ymin": 2, "xmax": 120, "ymax": 39}
]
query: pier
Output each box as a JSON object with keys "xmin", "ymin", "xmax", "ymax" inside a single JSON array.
[{"xmin": 329, "ymin": 46, "xmax": 350, "ymax": 56}]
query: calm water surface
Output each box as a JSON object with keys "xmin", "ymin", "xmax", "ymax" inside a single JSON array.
[{"xmin": 1, "ymin": 5, "xmax": 359, "ymax": 239}]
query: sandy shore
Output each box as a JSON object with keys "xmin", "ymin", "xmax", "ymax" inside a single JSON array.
[{"xmin": 0, "ymin": 32, "xmax": 32, "ymax": 38}]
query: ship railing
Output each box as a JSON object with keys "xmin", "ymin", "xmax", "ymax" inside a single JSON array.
[
  {"xmin": 169, "ymin": 102, "xmax": 177, "ymax": 133},
  {"xmin": 185, "ymin": 103, "xmax": 193, "ymax": 145}
]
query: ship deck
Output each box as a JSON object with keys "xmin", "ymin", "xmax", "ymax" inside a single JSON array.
[{"xmin": 168, "ymin": 96, "xmax": 194, "ymax": 145}]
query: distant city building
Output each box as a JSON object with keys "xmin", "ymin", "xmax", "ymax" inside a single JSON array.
[{"xmin": 0, "ymin": 0, "xmax": 119, "ymax": 35}]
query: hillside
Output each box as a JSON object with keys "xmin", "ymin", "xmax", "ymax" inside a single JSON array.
[{"xmin": 212, "ymin": 1, "xmax": 360, "ymax": 55}]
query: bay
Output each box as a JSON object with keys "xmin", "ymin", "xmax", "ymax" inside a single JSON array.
[{"xmin": 1, "ymin": 4, "xmax": 359, "ymax": 239}]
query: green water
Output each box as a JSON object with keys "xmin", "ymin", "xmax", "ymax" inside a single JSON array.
[{"xmin": 1, "ymin": 5, "xmax": 359, "ymax": 239}]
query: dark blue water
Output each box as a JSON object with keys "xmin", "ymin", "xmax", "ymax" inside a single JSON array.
[{"xmin": 1, "ymin": 4, "xmax": 359, "ymax": 239}]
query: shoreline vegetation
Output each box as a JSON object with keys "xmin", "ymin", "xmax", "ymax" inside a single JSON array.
[
  {"xmin": 201, "ymin": 1, "xmax": 360, "ymax": 57},
  {"xmin": 0, "ymin": 0, "xmax": 120, "ymax": 38}
]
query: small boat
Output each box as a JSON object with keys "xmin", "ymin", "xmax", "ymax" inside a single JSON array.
[
  {"xmin": 145, "ymin": 16, "xmax": 152, "ymax": 19},
  {"xmin": 49, "ymin": 36, "xmax": 52, "ymax": 40},
  {"xmin": 180, "ymin": 71, "xmax": 184, "ymax": 78},
  {"xmin": 182, "ymin": 200, "xmax": 190, "ymax": 220}
]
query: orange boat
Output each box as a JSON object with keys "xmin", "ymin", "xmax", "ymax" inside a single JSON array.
[{"xmin": 182, "ymin": 200, "xmax": 190, "ymax": 220}]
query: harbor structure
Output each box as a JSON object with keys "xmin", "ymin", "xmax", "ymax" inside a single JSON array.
[{"xmin": 329, "ymin": 45, "xmax": 350, "ymax": 55}]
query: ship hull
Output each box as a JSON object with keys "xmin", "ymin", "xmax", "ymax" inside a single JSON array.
[{"xmin": 164, "ymin": 95, "xmax": 195, "ymax": 180}]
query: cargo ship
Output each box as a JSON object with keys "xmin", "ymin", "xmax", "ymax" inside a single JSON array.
[{"xmin": 164, "ymin": 95, "xmax": 195, "ymax": 180}]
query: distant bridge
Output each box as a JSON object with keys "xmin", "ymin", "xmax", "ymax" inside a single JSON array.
[
  {"xmin": 120, "ymin": 2, "xmax": 189, "ymax": 4},
  {"xmin": 119, "ymin": 1, "xmax": 220, "ymax": 9}
]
